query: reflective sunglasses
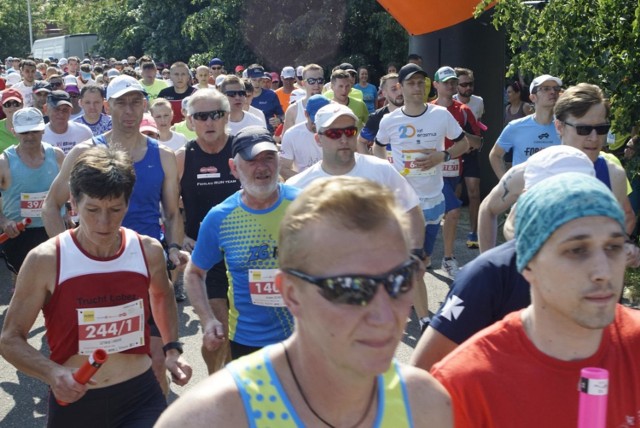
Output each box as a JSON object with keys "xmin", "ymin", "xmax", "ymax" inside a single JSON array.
[
  {"xmin": 225, "ymin": 90, "xmax": 246, "ymax": 98},
  {"xmin": 458, "ymin": 82, "xmax": 474, "ymax": 87},
  {"xmin": 192, "ymin": 110, "xmax": 226, "ymax": 121},
  {"xmin": 320, "ymin": 126, "xmax": 358, "ymax": 140},
  {"xmin": 305, "ymin": 77, "xmax": 324, "ymax": 85},
  {"xmin": 564, "ymin": 122, "xmax": 611, "ymax": 136},
  {"xmin": 283, "ymin": 257, "xmax": 419, "ymax": 306},
  {"xmin": 3, "ymin": 101, "xmax": 22, "ymax": 108}
]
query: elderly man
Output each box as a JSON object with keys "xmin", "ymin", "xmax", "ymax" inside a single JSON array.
[
  {"xmin": 184, "ymin": 126, "xmax": 300, "ymax": 361},
  {"xmin": 431, "ymin": 172, "xmax": 640, "ymax": 427},
  {"xmin": 157, "ymin": 176, "xmax": 452, "ymax": 427},
  {"xmin": 42, "ymin": 90, "xmax": 92, "ymax": 154}
]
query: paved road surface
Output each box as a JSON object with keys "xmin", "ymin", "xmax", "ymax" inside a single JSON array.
[{"xmin": 0, "ymin": 208, "xmax": 480, "ymax": 425}]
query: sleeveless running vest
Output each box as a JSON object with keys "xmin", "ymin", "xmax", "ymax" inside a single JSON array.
[
  {"xmin": 294, "ymin": 100, "xmax": 306, "ymax": 126},
  {"xmin": 3, "ymin": 143, "xmax": 59, "ymax": 228},
  {"xmin": 93, "ymin": 136, "xmax": 164, "ymax": 239},
  {"xmin": 594, "ymin": 155, "xmax": 611, "ymax": 189},
  {"xmin": 227, "ymin": 345, "xmax": 414, "ymax": 428}
]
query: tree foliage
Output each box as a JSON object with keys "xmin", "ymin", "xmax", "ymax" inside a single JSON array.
[
  {"xmin": 476, "ymin": 0, "xmax": 640, "ymax": 134},
  {"xmin": 0, "ymin": 0, "xmax": 44, "ymax": 59}
]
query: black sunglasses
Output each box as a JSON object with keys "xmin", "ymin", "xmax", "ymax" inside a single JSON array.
[
  {"xmin": 225, "ymin": 90, "xmax": 246, "ymax": 98},
  {"xmin": 283, "ymin": 257, "xmax": 418, "ymax": 306},
  {"xmin": 3, "ymin": 101, "xmax": 22, "ymax": 108},
  {"xmin": 320, "ymin": 126, "xmax": 358, "ymax": 140},
  {"xmin": 305, "ymin": 77, "xmax": 324, "ymax": 85},
  {"xmin": 564, "ymin": 122, "xmax": 611, "ymax": 136},
  {"xmin": 458, "ymin": 82, "xmax": 474, "ymax": 87},
  {"xmin": 192, "ymin": 110, "xmax": 226, "ymax": 121}
]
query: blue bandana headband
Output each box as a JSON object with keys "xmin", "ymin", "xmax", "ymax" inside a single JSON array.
[{"xmin": 515, "ymin": 172, "xmax": 624, "ymax": 272}]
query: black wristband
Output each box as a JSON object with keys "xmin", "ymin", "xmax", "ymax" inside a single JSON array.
[
  {"xmin": 168, "ymin": 243, "xmax": 182, "ymax": 252},
  {"xmin": 162, "ymin": 341, "xmax": 184, "ymax": 355}
]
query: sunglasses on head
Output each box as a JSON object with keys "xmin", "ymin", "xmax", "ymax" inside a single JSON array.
[
  {"xmin": 458, "ymin": 82, "xmax": 474, "ymax": 87},
  {"xmin": 3, "ymin": 101, "xmax": 21, "ymax": 108},
  {"xmin": 283, "ymin": 257, "xmax": 418, "ymax": 306},
  {"xmin": 305, "ymin": 77, "xmax": 324, "ymax": 85},
  {"xmin": 225, "ymin": 90, "xmax": 246, "ymax": 98},
  {"xmin": 320, "ymin": 126, "xmax": 358, "ymax": 140},
  {"xmin": 192, "ymin": 110, "xmax": 226, "ymax": 121},
  {"xmin": 564, "ymin": 122, "xmax": 611, "ymax": 136}
]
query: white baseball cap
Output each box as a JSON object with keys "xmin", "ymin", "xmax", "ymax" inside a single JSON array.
[
  {"xmin": 13, "ymin": 107, "xmax": 45, "ymax": 134},
  {"xmin": 523, "ymin": 145, "xmax": 594, "ymax": 190},
  {"xmin": 281, "ymin": 66, "xmax": 296, "ymax": 79},
  {"xmin": 314, "ymin": 103, "xmax": 358, "ymax": 132},
  {"xmin": 106, "ymin": 75, "xmax": 146, "ymax": 100},
  {"xmin": 530, "ymin": 74, "xmax": 562, "ymax": 94}
]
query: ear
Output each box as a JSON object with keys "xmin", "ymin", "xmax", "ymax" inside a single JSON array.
[
  {"xmin": 229, "ymin": 158, "xmax": 239, "ymax": 179},
  {"xmin": 529, "ymin": 92, "xmax": 536, "ymax": 103},
  {"xmin": 554, "ymin": 118, "xmax": 565, "ymax": 137},
  {"xmin": 314, "ymin": 132, "xmax": 322, "ymax": 146},
  {"xmin": 278, "ymin": 271, "xmax": 303, "ymax": 317}
]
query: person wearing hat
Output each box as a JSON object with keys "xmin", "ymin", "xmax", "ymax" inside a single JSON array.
[
  {"xmin": 157, "ymin": 176, "xmax": 453, "ymax": 428},
  {"xmin": 407, "ymin": 53, "xmax": 436, "ymax": 103},
  {"xmin": 32, "ymin": 80, "xmax": 51, "ymax": 118},
  {"xmin": 184, "ymin": 125, "xmax": 300, "ymax": 361},
  {"xmin": 73, "ymin": 84, "xmax": 112, "ymax": 136},
  {"xmin": 431, "ymin": 66, "xmax": 484, "ymax": 278},
  {"xmin": 42, "ymin": 90, "xmax": 92, "ymax": 154},
  {"xmin": 279, "ymin": 94, "xmax": 329, "ymax": 179},
  {"xmin": 282, "ymin": 63, "xmax": 325, "ymax": 135},
  {"xmin": 489, "ymin": 74, "xmax": 563, "ymax": 179},
  {"xmin": 374, "ymin": 62, "xmax": 469, "ymax": 295},
  {"xmin": 138, "ymin": 56, "xmax": 168, "ymax": 103},
  {"xmin": 220, "ymin": 75, "xmax": 265, "ymax": 136},
  {"xmin": 43, "ymin": 75, "xmax": 190, "ymax": 397},
  {"xmin": 274, "ymin": 66, "xmax": 296, "ymax": 113},
  {"xmin": 412, "ymin": 145, "xmax": 599, "ymax": 372},
  {"xmin": 479, "ymin": 83, "xmax": 636, "ymax": 251},
  {"xmin": 208, "ymin": 58, "xmax": 225, "ymax": 86},
  {"xmin": 286, "ymin": 102, "xmax": 431, "ymax": 329},
  {"xmin": 246, "ymin": 64, "xmax": 284, "ymax": 133},
  {"xmin": 0, "ymin": 107, "xmax": 64, "ymax": 278},
  {"xmin": 431, "ymin": 172, "xmax": 640, "ymax": 427},
  {"xmin": 63, "ymin": 76, "xmax": 83, "ymax": 120},
  {"xmin": 234, "ymin": 64, "xmax": 244, "ymax": 77},
  {"xmin": 158, "ymin": 62, "xmax": 197, "ymax": 125},
  {"xmin": 0, "ymin": 89, "xmax": 24, "ymax": 152},
  {"xmin": 0, "ymin": 146, "xmax": 192, "ymax": 426},
  {"xmin": 260, "ymin": 71, "xmax": 273, "ymax": 91}
]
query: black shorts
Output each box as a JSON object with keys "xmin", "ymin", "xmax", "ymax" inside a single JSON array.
[
  {"xmin": 462, "ymin": 152, "xmax": 480, "ymax": 179},
  {"xmin": 230, "ymin": 341, "xmax": 262, "ymax": 360},
  {"xmin": 206, "ymin": 260, "xmax": 230, "ymax": 300},
  {"xmin": 2, "ymin": 227, "xmax": 49, "ymax": 274},
  {"xmin": 47, "ymin": 368, "xmax": 166, "ymax": 428}
]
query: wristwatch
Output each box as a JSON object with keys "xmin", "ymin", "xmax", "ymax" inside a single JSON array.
[
  {"xmin": 442, "ymin": 151, "xmax": 451, "ymax": 162},
  {"xmin": 162, "ymin": 341, "xmax": 184, "ymax": 355},
  {"xmin": 167, "ymin": 243, "xmax": 182, "ymax": 252}
]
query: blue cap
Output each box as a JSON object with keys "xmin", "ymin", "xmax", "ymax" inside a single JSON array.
[
  {"xmin": 305, "ymin": 94, "xmax": 331, "ymax": 123},
  {"xmin": 232, "ymin": 126, "xmax": 278, "ymax": 161},
  {"xmin": 247, "ymin": 66, "xmax": 265, "ymax": 79},
  {"xmin": 209, "ymin": 57, "xmax": 223, "ymax": 67}
]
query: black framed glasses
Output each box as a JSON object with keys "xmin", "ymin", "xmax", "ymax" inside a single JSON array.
[
  {"xmin": 2, "ymin": 101, "xmax": 22, "ymax": 108},
  {"xmin": 225, "ymin": 90, "xmax": 246, "ymax": 98},
  {"xmin": 283, "ymin": 257, "xmax": 419, "ymax": 306},
  {"xmin": 320, "ymin": 126, "xmax": 358, "ymax": 140},
  {"xmin": 305, "ymin": 77, "xmax": 324, "ymax": 85},
  {"xmin": 458, "ymin": 82, "xmax": 474, "ymax": 88},
  {"xmin": 564, "ymin": 122, "xmax": 611, "ymax": 136},
  {"xmin": 192, "ymin": 110, "xmax": 226, "ymax": 121}
]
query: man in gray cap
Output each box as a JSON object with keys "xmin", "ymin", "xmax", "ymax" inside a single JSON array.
[
  {"xmin": 0, "ymin": 107, "xmax": 64, "ymax": 277},
  {"xmin": 185, "ymin": 125, "xmax": 301, "ymax": 361},
  {"xmin": 42, "ymin": 90, "xmax": 92, "ymax": 154}
]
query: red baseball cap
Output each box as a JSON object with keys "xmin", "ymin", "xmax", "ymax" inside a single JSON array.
[{"xmin": 1, "ymin": 88, "xmax": 23, "ymax": 104}]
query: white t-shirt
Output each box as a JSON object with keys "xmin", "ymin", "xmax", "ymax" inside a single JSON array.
[
  {"xmin": 248, "ymin": 106, "xmax": 267, "ymax": 127},
  {"xmin": 280, "ymin": 121, "xmax": 322, "ymax": 173},
  {"xmin": 286, "ymin": 153, "xmax": 419, "ymax": 212},
  {"xmin": 453, "ymin": 94, "xmax": 484, "ymax": 121},
  {"xmin": 43, "ymin": 121, "xmax": 93, "ymax": 154},
  {"xmin": 376, "ymin": 104, "xmax": 464, "ymax": 201},
  {"xmin": 228, "ymin": 111, "xmax": 265, "ymax": 136},
  {"xmin": 12, "ymin": 81, "xmax": 34, "ymax": 107},
  {"xmin": 159, "ymin": 131, "xmax": 188, "ymax": 151}
]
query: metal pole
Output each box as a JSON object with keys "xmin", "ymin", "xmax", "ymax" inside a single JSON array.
[{"xmin": 27, "ymin": 0, "xmax": 34, "ymax": 51}]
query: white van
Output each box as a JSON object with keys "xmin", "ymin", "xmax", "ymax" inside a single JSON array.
[{"xmin": 32, "ymin": 33, "xmax": 98, "ymax": 60}]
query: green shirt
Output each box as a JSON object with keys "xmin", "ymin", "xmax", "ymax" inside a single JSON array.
[{"xmin": 0, "ymin": 119, "xmax": 19, "ymax": 153}]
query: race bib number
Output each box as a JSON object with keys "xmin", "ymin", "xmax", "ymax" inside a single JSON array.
[
  {"xmin": 400, "ymin": 149, "xmax": 437, "ymax": 177},
  {"xmin": 248, "ymin": 269, "xmax": 285, "ymax": 307},
  {"xmin": 77, "ymin": 299, "xmax": 145, "ymax": 355},
  {"xmin": 20, "ymin": 191, "xmax": 47, "ymax": 218},
  {"xmin": 442, "ymin": 159, "xmax": 460, "ymax": 177}
]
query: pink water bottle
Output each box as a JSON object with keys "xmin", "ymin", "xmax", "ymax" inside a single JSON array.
[{"xmin": 577, "ymin": 367, "xmax": 608, "ymax": 428}]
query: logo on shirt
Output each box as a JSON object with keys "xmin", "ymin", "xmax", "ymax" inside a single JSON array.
[
  {"xmin": 200, "ymin": 166, "xmax": 218, "ymax": 174},
  {"xmin": 538, "ymin": 132, "xmax": 550, "ymax": 139},
  {"xmin": 440, "ymin": 295, "xmax": 465, "ymax": 321}
]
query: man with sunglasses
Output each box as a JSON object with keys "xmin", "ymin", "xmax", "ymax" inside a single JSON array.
[
  {"xmin": 287, "ymin": 103, "xmax": 430, "ymax": 331},
  {"xmin": 246, "ymin": 64, "xmax": 284, "ymax": 133},
  {"xmin": 431, "ymin": 172, "xmax": 640, "ymax": 427},
  {"xmin": 139, "ymin": 56, "xmax": 168, "ymax": 103},
  {"xmin": 184, "ymin": 126, "xmax": 300, "ymax": 362},
  {"xmin": 479, "ymin": 83, "xmax": 636, "ymax": 251},
  {"xmin": 489, "ymin": 74, "xmax": 562, "ymax": 179},
  {"xmin": 282, "ymin": 63, "xmax": 325, "ymax": 134},
  {"xmin": 157, "ymin": 176, "xmax": 453, "ymax": 428},
  {"xmin": 220, "ymin": 75, "xmax": 264, "ymax": 136},
  {"xmin": 208, "ymin": 58, "xmax": 224, "ymax": 86},
  {"xmin": 175, "ymin": 88, "xmax": 242, "ymax": 373},
  {"xmin": 43, "ymin": 90, "xmax": 92, "ymax": 155},
  {"xmin": 0, "ymin": 89, "xmax": 24, "ymax": 152}
]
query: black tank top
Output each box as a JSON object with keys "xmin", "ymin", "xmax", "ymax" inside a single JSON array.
[{"xmin": 180, "ymin": 137, "xmax": 241, "ymax": 239}]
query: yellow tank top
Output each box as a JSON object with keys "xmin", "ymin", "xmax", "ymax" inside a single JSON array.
[{"xmin": 227, "ymin": 344, "xmax": 414, "ymax": 428}]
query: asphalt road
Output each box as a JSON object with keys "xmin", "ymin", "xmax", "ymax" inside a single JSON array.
[{"xmin": 0, "ymin": 208, "xmax": 479, "ymax": 426}]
